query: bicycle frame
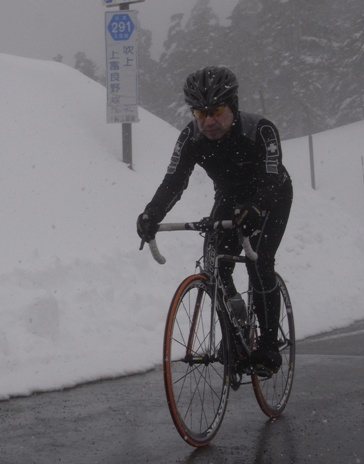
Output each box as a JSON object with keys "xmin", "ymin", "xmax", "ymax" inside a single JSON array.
[
  {"xmin": 195, "ymin": 229, "xmax": 256, "ymax": 362},
  {"xmin": 145, "ymin": 219, "xmax": 258, "ymax": 361}
]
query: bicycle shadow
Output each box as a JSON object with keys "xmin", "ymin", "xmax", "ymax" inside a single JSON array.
[{"xmin": 182, "ymin": 415, "xmax": 296, "ymax": 464}]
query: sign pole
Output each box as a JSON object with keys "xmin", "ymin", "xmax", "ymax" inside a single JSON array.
[
  {"xmin": 119, "ymin": 2, "xmax": 132, "ymax": 170},
  {"xmin": 122, "ymin": 120, "xmax": 132, "ymax": 168}
]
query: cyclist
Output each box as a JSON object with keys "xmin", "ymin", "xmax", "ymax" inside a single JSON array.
[{"xmin": 137, "ymin": 66, "xmax": 293, "ymax": 372}]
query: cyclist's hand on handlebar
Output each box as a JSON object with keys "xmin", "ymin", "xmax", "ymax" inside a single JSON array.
[
  {"xmin": 198, "ymin": 216, "xmax": 216, "ymax": 231},
  {"xmin": 137, "ymin": 207, "xmax": 161, "ymax": 242},
  {"xmin": 233, "ymin": 202, "xmax": 262, "ymax": 236}
]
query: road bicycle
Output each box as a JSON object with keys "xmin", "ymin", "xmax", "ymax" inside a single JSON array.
[{"xmin": 142, "ymin": 218, "xmax": 295, "ymax": 447}]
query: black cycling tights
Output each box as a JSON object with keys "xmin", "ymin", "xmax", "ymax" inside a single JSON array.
[{"xmin": 204, "ymin": 193, "xmax": 292, "ymax": 340}]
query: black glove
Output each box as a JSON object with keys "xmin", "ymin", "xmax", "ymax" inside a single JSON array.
[
  {"xmin": 233, "ymin": 202, "xmax": 262, "ymax": 236},
  {"xmin": 136, "ymin": 206, "xmax": 161, "ymax": 242}
]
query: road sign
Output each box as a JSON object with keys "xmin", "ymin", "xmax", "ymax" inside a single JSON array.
[
  {"xmin": 102, "ymin": 0, "xmax": 145, "ymax": 7},
  {"xmin": 107, "ymin": 13, "xmax": 135, "ymax": 41},
  {"xmin": 105, "ymin": 10, "xmax": 139, "ymax": 124}
]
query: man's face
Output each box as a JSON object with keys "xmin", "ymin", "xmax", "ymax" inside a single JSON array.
[{"xmin": 193, "ymin": 105, "xmax": 235, "ymax": 140}]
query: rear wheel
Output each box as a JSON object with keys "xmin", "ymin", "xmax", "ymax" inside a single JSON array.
[
  {"xmin": 163, "ymin": 274, "xmax": 230, "ymax": 447},
  {"xmin": 252, "ymin": 273, "xmax": 295, "ymax": 417}
]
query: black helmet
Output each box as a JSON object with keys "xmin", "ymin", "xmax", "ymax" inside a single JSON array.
[{"xmin": 183, "ymin": 66, "xmax": 239, "ymax": 112}]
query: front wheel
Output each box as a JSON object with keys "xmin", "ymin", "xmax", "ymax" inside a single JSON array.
[
  {"xmin": 252, "ymin": 272, "xmax": 295, "ymax": 417},
  {"xmin": 163, "ymin": 274, "xmax": 230, "ymax": 447}
]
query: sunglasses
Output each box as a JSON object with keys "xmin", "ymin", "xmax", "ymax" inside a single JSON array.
[{"xmin": 191, "ymin": 105, "xmax": 228, "ymax": 120}]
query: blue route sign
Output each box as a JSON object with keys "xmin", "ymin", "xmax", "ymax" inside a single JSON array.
[{"xmin": 107, "ymin": 13, "xmax": 135, "ymax": 41}]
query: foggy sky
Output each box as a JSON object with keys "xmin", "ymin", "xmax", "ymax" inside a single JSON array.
[{"xmin": 0, "ymin": 0, "xmax": 239, "ymax": 69}]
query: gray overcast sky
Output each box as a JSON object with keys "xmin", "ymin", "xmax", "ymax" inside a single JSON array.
[{"xmin": 0, "ymin": 0, "xmax": 238, "ymax": 69}]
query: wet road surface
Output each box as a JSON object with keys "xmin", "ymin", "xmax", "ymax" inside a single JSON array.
[{"xmin": 0, "ymin": 321, "xmax": 363, "ymax": 463}]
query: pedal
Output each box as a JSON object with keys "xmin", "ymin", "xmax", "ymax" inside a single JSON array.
[
  {"xmin": 253, "ymin": 364, "xmax": 274, "ymax": 378},
  {"xmin": 230, "ymin": 371, "xmax": 242, "ymax": 391}
]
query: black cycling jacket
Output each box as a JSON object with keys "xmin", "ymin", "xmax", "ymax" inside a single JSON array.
[{"xmin": 146, "ymin": 111, "xmax": 292, "ymax": 221}]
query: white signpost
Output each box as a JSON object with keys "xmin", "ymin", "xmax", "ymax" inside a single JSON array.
[
  {"xmin": 103, "ymin": 1, "xmax": 144, "ymax": 169},
  {"xmin": 105, "ymin": 10, "xmax": 139, "ymax": 124}
]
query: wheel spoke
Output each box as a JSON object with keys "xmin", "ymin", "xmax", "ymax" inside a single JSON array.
[{"xmin": 164, "ymin": 275, "xmax": 230, "ymax": 446}]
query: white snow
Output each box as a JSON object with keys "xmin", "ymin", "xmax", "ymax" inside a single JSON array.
[{"xmin": 0, "ymin": 53, "xmax": 363, "ymax": 399}]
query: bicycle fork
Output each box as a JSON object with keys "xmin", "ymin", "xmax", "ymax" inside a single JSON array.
[{"xmin": 184, "ymin": 284, "xmax": 216, "ymax": 366}]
